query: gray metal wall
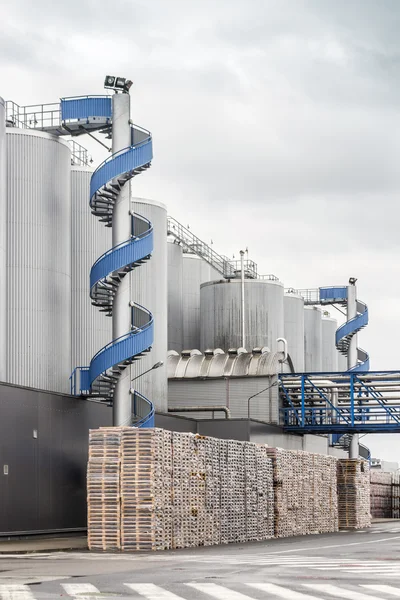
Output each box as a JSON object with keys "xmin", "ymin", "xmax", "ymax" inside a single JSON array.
[
  {"xmin": 322, "ymin": 316, "xmax": 338, "ymax": 371},
  {"xmin": 0, "ymin": 382, "xmax": 111, "ymax": 535},
  {"xmin": 182, "ymin": 254, "xmax": 221, "ymax": 350},
  {"xmin": 200, "ymin": 279, "xmax": 284, "ymax": 352},
  {"xmin": 167, "ymin": 241, "xmax": 183, "ymax": 352},
  {"xmin": 284, "ymin": 293, "xmax": 305, "ymax": 372},
  {"xmin": 0, "ymin": 99, "xmax": 6, "ymax": 380},
  {"xmin": 304, "ymin": 306, "xmax": 322, "ymax": 371},
  {"xmin": 6, "ymin": 129, "xmax": 71, "ymax": 393},
  {"xmin": 130, "ymin": 198, "xmax": 168, "ymax": 411},
  {"xmin": 338, "ymin": 352, "xmax": 347, "ymax": 372},
  {"xmin": 71, "ymin": 166, "xmax": 111, "ymax": 370}
]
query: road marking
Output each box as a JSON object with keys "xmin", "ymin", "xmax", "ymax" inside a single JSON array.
[
  {"xmin": 61, "ymin": 583, "xmax": 101, "ymax": 598},
  {"xmin": 247, "ymin": 583, "xmax": 317, "ymax": 599},
  {"xmin": 187, "ymin": 583, "xmax": 256, "ymax": 599},
  {"xmin": 125, "ymin": 584, "xmax": 186, "ymax": 599},
  {"xmin": 268, "ymin": 535, "xmax": 400, "ymax": 554},
  {"xmin": 0, "ymin": 584, "xmax": 35, "ymax": 599},
  {"xmin": 304, "ymin": 584, "xmax": 383, "ymax": 600},
  {"xmin": 363, "ymin": 585, "xmax": 400, "ymax": 596}
]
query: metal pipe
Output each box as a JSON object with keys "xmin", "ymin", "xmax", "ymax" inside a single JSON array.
[
  {"xmin": 112, "ymin": 92, "xmax": 132, "ymax": 427},
  {"xmin": 168, "ymin": 406, "xmax": 231, "ymax": 419},
  {"xmin": 240, "ymin": 250, "xmax": 245, "ymax": 349},
  {"xmin": 277, "ymin": 338, "xmax": 288, "ymax": 363},
  {"xmin": 347, "ymin": 280, "xmax": 359, "ymax": 458}
]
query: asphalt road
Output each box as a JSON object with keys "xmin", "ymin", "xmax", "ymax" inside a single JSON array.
[{"xmin": 0, "ymin": 522, "xmax": 400, "ymax": 598}]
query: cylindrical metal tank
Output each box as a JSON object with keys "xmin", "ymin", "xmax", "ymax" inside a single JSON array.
[
  {"xmin": 322, "ymin": 314, "xmax": 338, "ymax": 372},
  {"xmin": 304, "ymin": 306, "xmax": 322, "ymax": 372},
  {"xmin": 0, "ymin": 99, "xmax": 6, "ymax": 380},
  {"xmin": 71, "ymin": 166, "xmax": 111, "ymax": 370},
  {"xmin": 167, "ymin": 240, "xmax": 183, "ymax": 352},
  {"xmin": 284, "ymin": 293, "xmax": 305, "ymax": 372},
  {"xmin": 200, "ymin": 279, "xmax": 284, "ymax": 352},
  {"xmin": 130, "ymin": 197, "xmax": 168, "ymax": 412},
  {"xmin": 338, "ymin": 351, "xmax": 347, "ymax": 372},
  {"xmin": 182, "ymin": 253, "xmax": 221, "ymax": 350},
  {"xmin": 6, "ymin": 128, "xmax": 71, "ymax": 392}
]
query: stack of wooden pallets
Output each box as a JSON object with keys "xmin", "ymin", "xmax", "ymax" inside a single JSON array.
[
  {"xmin": 87, "ymin": 428, "xmax": 122, "ymax": 551},
  {"xmin": 392, "ymin": 472, "xmax": 400, "ymax": 519},
  {"xmin": 265, "ymin": 448, "xmax": 338, "ymax": 538},
  {"xmin": 370, "ymin": 471, "xmax": 392, "ymax": 519},
  {"xmin": 337, "ymin": 459, "xmax": 371, "ymax": 530}
]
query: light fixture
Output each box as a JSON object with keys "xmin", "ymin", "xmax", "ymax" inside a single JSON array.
[
  {"xmin": 104, "ymin": 75, "xmax": 133, "ymax": 94},
  {"xmin": 152, "ymin": 361, "xmax": 164, "ymax": 370},
  {"xmin": 349, "ymin": 277, "xmax": 357, "ymax": 285}
]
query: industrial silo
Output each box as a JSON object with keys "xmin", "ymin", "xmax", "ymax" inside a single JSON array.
[
  {"xmin": 322, "ymin": 314, "xmax": 338, "ymax": 371},
  {"xmin": 182, "ymin": 253, "xmax": 221, "ymax": 350},
  {"xmin": 304, "ymin": 306, "xmax": 322, "ymax": 371},
  {"xmin": 6, "ymin": 128, "xmax": 71, "ymax": 392},
  {"xmin": 0, "ymin": 99, "xmax": 6, "ymax": 380},
  {"xmin": 200, "ymin": 278, "xmax": 284, "ymax": 352},
  {"xmin": 130, "ymin": 197, "xmax": 168, "ymax": 412},
  {"xmin": 284, "ymin": 292, "xmax": 305, "ymax": 372},
  {"xmin": 167, "ymin": 240, "xmax": 183, "ymax": 352},
  {"xmin": 338, "ymin": 351, "xmax": 347, "ymax": 372},
  {"xmin": 71, "ymin": 166, "xmax": 111, "ymax": 371}
]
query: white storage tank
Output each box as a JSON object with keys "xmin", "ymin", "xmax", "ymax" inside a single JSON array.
[
  {"xmin": 284, "ymin": 292, "xmax": 305, "ymax": 372},
  {"xmin": 182, "ymin": 253, "xmax": 221, "ymax": 350},
  {"xmin": 167, "ymin": 240, "xmax": 183, "ymax": 352},
  {"xmin": 71, "ymin": 166, "xmax": 111, "ymax": 370},
  {"xmin": 130, "ymin": 198, "xmax": 168, "ymax": 412},
  {"xmin": 0, "ymin": 99, "xmax": 6, "ymax": 380},
  {"xmin": 304, "ymin": 306, "xmax": 322, "ymax": 372},
  {"xmin": 6, "ymin": 128, "xmax": 71, "ymax": 392},
  {"xmin": 200, "ymin": 278, "xmax": 284, "ymax": 352},
  {"xmin": 322, "ymin": 314, "xmax": 338, "ymax": 371},
  {"xmin": 338, "ymin": 351, "xmax": 348, "ymax": 372}
]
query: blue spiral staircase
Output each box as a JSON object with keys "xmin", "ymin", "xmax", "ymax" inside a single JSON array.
[
  {"xmin": 319, "ymin": 287, "xmax": 369, "ymax": 372},
  {"xmin": 66, "ymin": 96, "xmax": 155, "ymax": 427}
]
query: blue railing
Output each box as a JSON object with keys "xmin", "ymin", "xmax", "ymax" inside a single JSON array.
[{"xmin": 61, "ymin": 96, "xmax": 112, "ymax": 121}]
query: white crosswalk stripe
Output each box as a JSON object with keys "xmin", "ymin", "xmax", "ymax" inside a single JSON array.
[
  {"xmin": 0, "ymin": 584, "xmax": 36, "ymax": 599},
  {"xmin": 247, "ymin": 582, "xmax": 318, "ymax": 599},
  {"xmin": 187, "ymin": 583, "xmax": 256, "ymax": 599},
  {"xmin": 125, "ymin": 583, "xmax": 186, "ymax": 599},
  {"xmin": 304, "ymin": 584, "xmax": 383, "ymax": 600},
  {"xmin": 363, "ymin": 585, "xmax": 400, "ymax": 596},
  {"xmin": 61, "ymin": 583, "xmax": 101, "ymax": 598}
]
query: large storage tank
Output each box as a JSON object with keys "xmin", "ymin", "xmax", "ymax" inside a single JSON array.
[
  {"xmin": 304, "ymin": 306, "xmax": 322, "ymax": 372},
  {"xmin": 0, "ymin": 99, "xmax": 6, "ymax": 380},
  {"xmin": 200, "ymin": 278, "xmax": 284, "ymax": 352},
  {"xmin": 182, "ymin": 253, "xmax": 221, "ymax": 350},
  {"xmin": 284, "ymin": 292, "xmax": 305, "ymax": 372},
  {"xmin": 71, "ymin": 166, "xmax": 111, "ymax": 370},
  {"xmin": 130, "ymin": 198, "xmax": 168, "ymax": 412},
  {"xmin": 167, "ymin": 240, "xmax": 183, "ymax": 352},
  {"xmin": 6, "ymin": 128, "xmax": 71, "ymax": 392},
  {"xmin": 338, "ymin": 351, "xmax": 347, "ymax": 372},
  {"xmin": 322, "ymin": 314, "xmax": 338, "ymax": 371}
]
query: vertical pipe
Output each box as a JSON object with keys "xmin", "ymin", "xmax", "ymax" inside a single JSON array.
[
  {"xmin": 347, "ymin": 281, "xmax": 359, "ymax": 458},
  {"xmin": 112, "ymin": 92, "xmax": 132, "ymax": 427},
  {"xmin": 240, "ymin": 249, "xmax": 245, "ymax": 349},
  {"xmin": 0, "ymin": 99, "xmax": 6, "ymax": 381}
]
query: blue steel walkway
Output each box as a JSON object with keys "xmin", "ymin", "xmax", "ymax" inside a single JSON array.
[{"xmin": 280, "ymin": 371, "xmax": 400, "ymax": 434}]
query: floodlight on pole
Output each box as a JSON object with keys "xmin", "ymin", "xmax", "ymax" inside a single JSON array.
[{"xmin": 129, "ymin": 361, "xmax": 164, "ymax": 394}]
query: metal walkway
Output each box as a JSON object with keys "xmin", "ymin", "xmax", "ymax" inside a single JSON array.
[
  {"xmin": 7, "ymin": 96, "xmax": 156, "ymax": 427},
  {"xmin": 280, "ymin": 371, "xmax": 400, "ymax": 434}
]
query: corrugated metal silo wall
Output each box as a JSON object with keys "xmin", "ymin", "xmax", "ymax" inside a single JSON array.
[
  {"xmin": 71, "ymin": 166, "xmax": 111, "ymax": 370},
  {"xmin": 321, "ymin": 317, "xmax": 338, "ymax": 371},
  {"xmin": 0, "ymin": 99, "xmax": 6, "ymax": 379},
  {"xmin": 0, "ymin": 382, "xmax": 111, "ymax": 535},
  {"xmin": 284, "ymin": 294, "xmax": 305, "ymax": 372},
  {"xmin": 200, "ymin": 280, "xmax": 284, "ymax": 352},
  {"xmin": 6, "ymin": 129, "xmax": 71, "ymax": 393},
  {"xmin": 338, "ymin": 351, "xmax": 347, "ymax": 371},
  {"xmin": 304, "ymin": 306, "xmax": 322, "ymax": 371},
  {"xmin": 167, "ymin": 240, "xmax": 183, "ymax": 351},
  {"xmin": 130, "ymin": 198, "xmax": 168, "ymax": 412},
  {"xmin": 182, "ymin": 254, "xmax": 222, "ymax": 350},
  {"xmin": 168, "ymin": 378, "xmax": 279, "ymax": 423}
]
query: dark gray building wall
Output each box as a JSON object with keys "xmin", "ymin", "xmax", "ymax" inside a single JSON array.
[{"xmin": 0, "ymin": 382, "xmax": 111, "ymax": 535}]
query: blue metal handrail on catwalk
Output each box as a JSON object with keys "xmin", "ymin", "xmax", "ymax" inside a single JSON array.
[{"xmin": 279, "ymin": 371, "xmax": 400, "ymax": 434}]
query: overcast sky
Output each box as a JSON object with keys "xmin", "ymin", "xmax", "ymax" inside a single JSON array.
[{"xmin": 2, "ymin": 0, "xmax": 400, "ymax": 462}]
